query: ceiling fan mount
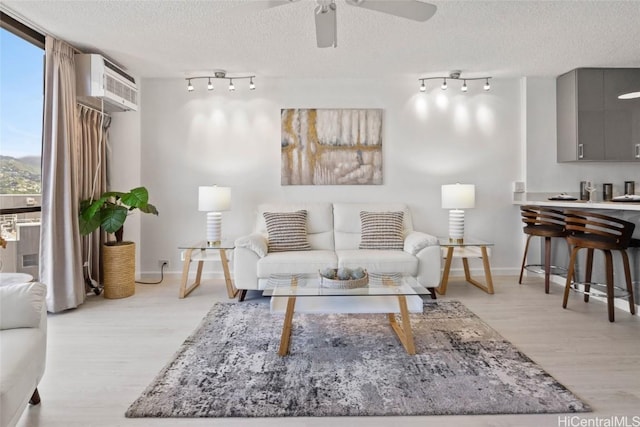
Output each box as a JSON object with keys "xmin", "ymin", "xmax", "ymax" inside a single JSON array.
[{"xmin": 262, "ymin": 0, "xmax": 437, "ymax": 48}]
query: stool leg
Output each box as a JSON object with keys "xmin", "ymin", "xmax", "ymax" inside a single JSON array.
[
  {"xmin": 544, "ymin": 236, "xmax": 552, "ymax": 294},
  {"xmin": 621, "ymin": 250, "xmax": 636, "ymax": 315},
  {"xmin": 604, "ymin": 250, "xmax": 615, "ymax": 322},
  {"xmin": 519, "ymin": 235, "xmax": 533, "ymax": 284},
  {"xmin": 563, "ymin": 246, "xmax": 580, "ymax": 309},
  {"xmin": 584, "ymin": 248, "xmax": 594, "ymax": 303}
]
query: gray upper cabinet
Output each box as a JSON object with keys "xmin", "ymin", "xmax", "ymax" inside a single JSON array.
[{"xmin": 557, "ymin": 68, "xmax": 640, "ymax": 162}]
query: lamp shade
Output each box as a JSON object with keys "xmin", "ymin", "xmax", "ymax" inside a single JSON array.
[
  {"xmin": 441, "ymin": 184, "xmax": 475, "ymax": 209},
  {"xmin": 198, "ymin": 186, "xmax": 231, "ymax": 212}
]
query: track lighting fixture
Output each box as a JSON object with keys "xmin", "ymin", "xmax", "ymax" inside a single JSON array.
[
  {"xmin": 419, "ymin": 71, "xmax": 492, "ymax": 93},
  {"xmin": 185, "ymin": 70, "xmax": 256, "ymax": 92}
]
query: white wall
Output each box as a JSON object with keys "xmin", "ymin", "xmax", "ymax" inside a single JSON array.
[
  {"xmin": 524, "ymin": 77, "xmax": 639, "ymax": 196},
  {"xmin": 135, "ymin": 76, "xmax": 524, "ymax": 277},
  {"xmin": 108, "ymin": 105, "xmax": 142, "ymax": 276}
]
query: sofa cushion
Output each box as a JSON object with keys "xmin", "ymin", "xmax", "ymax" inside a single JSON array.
[
  {"xmin": 257, "ymin": 250, "xmax": 338, "ymax": 276},
  {"xmin": 263, "ymin": 210, "xmax": 312, "ymax": 252},
  {"xmin": 359, "ymin": 211, "xmax": 404, "ymax": 250},
  {"xmin": 334, "ymin": 203, "xmax": 413, "ymax": 250},
  {"xmin": 0, "ymin": 282, "xmax": 46, "ymax": 330},
  {"xmin": 256, "ymin": 203, "xmax": 334, "ymax": 250},
  {"xmin": 336, "ymin": 249, "xmax": 418, "ymax": 276}
]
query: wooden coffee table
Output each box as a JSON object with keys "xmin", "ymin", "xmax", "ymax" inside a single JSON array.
[{"xmin": 263, "ymin": 274, "xmax": 430, "ymax": 356}]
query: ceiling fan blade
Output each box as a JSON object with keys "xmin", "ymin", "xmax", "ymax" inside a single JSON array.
[
  {"xmin": 314, "ymin": 3, "xmax": 337, "ymax": 48},
  {"xmin": 345, "ymin": 0, "xmax": 437, "ymax": 22}
]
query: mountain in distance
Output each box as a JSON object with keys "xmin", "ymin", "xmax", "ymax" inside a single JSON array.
[{"xmin": 0, "ymin": 155, "xmax": 41, "ymax": 194}]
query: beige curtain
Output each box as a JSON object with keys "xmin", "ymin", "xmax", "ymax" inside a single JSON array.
[
  {"xmin": 77, "ymin": 105, "xmax": 110, "ymax": 287},
  {"xmin": 40, "ymin": 36, "xmax": 84, "ymax": 312}
]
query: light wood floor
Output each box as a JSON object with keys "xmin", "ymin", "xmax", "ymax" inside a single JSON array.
[{"xmin": 17, "ymin": 274, "xmax": 640, "ymax": 427}]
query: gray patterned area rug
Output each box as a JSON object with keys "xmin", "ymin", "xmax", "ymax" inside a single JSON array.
[{"xmin": 125, "ymin": 300, "xmax": 590, "ymax": 418}]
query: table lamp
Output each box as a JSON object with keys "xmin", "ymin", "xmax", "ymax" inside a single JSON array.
[
  {"xmin": 198, "ymin": 186, "xmax": 231, "ymax": 245},
  {"xmin": 441, "ymin": 183, "xmax": 475, "ymax": 243}
]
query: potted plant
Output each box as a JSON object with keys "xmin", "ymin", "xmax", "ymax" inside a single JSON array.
[{"xmin": 79, "ymin": 187, "xmax": 158, "ymax": 298}]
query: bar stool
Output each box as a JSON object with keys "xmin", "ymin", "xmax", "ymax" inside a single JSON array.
[
  {"xmin": 519, "ymin": 205, "xmax": 569, "ymax": 293},
  {"xmin": 562, "ymin": 210, "xmax": 636, "ymax": 322}
]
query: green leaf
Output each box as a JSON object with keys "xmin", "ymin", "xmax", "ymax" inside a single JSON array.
[
  {"xmin": 138, "ymin": 203, "xmax": 159, "ymax": 215},
  {"xmin": 120, "ymin": 187, "xmax": 148, "ymax": 208},
  {"xmin": 100, "ymin": 205, "xmax": 128, "ymax": 234},
  {"xmin": 78, "ymin": 209, "xmax": 102, "ymax": 235}
]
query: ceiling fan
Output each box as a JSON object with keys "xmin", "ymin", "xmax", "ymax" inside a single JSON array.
[{"xmin": 260, "ymin": 0, "xmax": 437, "ymax": 48}]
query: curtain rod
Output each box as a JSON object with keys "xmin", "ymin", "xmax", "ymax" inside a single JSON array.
[{"xmin": 77, "ymin": 102, "xmax": 111, "ymax": 117}]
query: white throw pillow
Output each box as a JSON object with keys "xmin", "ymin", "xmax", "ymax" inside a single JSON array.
[
  {"xmin": 0, "ymin": 282, "xmax": 46, "ymax": 330},
  {"xmin": 404, "ymin": 231, "xmax": 439, "ymax": 255},
  {"xmin": 235, "ymin": 233, "xmax": 268, "ymax": 258}
]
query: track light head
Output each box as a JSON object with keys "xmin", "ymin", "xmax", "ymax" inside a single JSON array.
[
  {"xmin": 249, "ymin": 77, "xmax": 255, "ymax": 90},
  {"xmin": 461, "ymin": 80, "xmax": 468, "ymax": 92},
  {"xmin": 207, "ymin": 78, "xmax": 213, "ymax": 91},
  {"xmin": 419, "ymin": 80, "xmax": 426, "ymax": 92},
  {"xmin": 187, "ymin": 79, "xmax": 194, "ymax": 92},
  {"xmin": 484, "ymin": 78, "xmax": 491, "ymax": 91},
  {"xmin": 229, "ymin": 79, "xmax": 235, "ymax": 91},
  {"xmin": 441, "ymin": 79, "xmax": 447, "ymax": 90}
]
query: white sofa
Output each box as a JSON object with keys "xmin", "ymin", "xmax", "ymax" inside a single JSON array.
[
  {"xmin": 234, "ymin": 203, "xmax": 441, "ymax": 300},
  {"xmin": 0, "ymin": 281, "xmax": 47, "ymax": 427}
]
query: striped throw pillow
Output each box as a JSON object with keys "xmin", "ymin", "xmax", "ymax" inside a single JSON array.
[
  {"xmin": 263, "ymin": 210, "xmax": 312, "ymax": 252},
  {"xmin": 359, "ymin": 211, "xmax": 404, "ymax": 250}
]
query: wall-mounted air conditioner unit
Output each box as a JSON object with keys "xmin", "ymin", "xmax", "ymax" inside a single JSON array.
[{"xmin": 75, "ymin": 53, "xmax": 138, "ymax": 112}]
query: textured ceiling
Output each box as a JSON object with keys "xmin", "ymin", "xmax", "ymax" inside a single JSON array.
[{"xmin": 3, "ymin": 0, "xmax": 640, "ymax": 80}]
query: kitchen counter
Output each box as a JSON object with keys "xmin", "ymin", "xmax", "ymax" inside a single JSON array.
[{"xmin": 513, "ymin": 193, "xmax": 640, "ymax": 212}]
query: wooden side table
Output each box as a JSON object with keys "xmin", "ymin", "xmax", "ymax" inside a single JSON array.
[
  {"xmin": 178, "ymin": 240, "xmax": 238, "ymax": 299},
  {"xmin": 436, "ymin": 237, "xmax": 495, "ymax": 295}
]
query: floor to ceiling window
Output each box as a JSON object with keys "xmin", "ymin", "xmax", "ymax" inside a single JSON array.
[{"xmin": 0, "ymin": 12, "xmax": 45, "ymax": 277}]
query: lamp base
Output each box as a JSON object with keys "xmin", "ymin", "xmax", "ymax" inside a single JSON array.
[
  {"xmin": 448, "ymin": 209, "xmax": 465, "ymax": 243},
  {"xmin": 206, "ymin": 212, "xmax": 222, "ymax": 245}
]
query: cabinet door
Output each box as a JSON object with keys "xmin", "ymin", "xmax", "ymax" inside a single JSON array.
[
  {"xmin": 604, "ymin": 69, "xmax": 640, "ymax": 161},
  {"xmin": 576, "ymin": 69, "xmax": 605, "ymax": 160}
]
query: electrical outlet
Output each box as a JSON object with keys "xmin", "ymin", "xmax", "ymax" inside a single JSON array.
[{"xmin": 158, "ymin": 259, "xmax": 169, "ymax": 269}]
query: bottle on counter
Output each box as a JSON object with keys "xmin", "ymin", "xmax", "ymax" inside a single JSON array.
[
  {"xmin": 624, "ymin": 181, "xmax": 635, "ymax": 195},
  {"xmin": 580, "ymin": 181, "xmax": 589, "ymax": 200},
  {"xmin": 603, "ymin": 183, "xmax": 613, "ymax": 201}
]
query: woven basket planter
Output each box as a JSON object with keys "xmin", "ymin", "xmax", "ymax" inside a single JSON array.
[{"xmin": 103, "ymin": 241, "xmax": 135, "ymax": 299}]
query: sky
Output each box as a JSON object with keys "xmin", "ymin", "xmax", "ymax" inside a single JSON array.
[{"xmin": 0, "ymin": 28, "xmax": 44, "ymax": 159}]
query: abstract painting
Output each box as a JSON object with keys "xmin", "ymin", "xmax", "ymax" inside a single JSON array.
[{"xmin": 281, "ymin": 108, "xmax": 383, "ymax": 185}]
